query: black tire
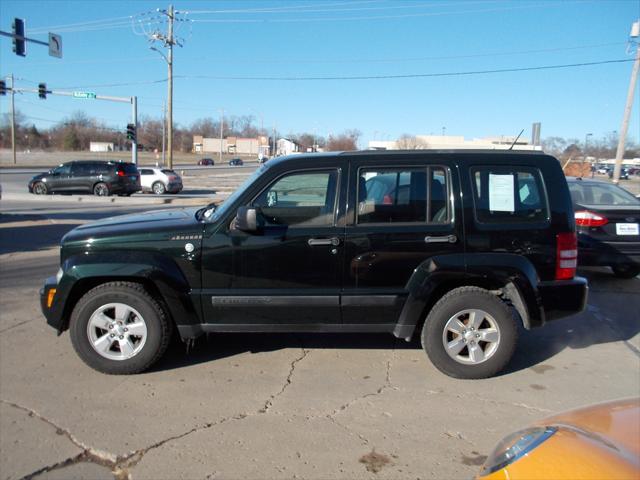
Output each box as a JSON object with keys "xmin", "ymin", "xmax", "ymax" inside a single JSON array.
[
  {"xmin": 33, "ymin": 182, "xmax": 48, "ymax": 195},
  {"xmin": 69, "ymin": 282, "xmax": 172, "ymax": 374},
  {"xmin": 152, "ymin": 181, "xmax": 166, "ymax": 195},
  {"xmin": 93, "ymin": 182, "xmax": 110, "ymax": 196},
  {"xmin": 421, "ymin": 286, "xmax": 518, "ymax": 379},
  {"xmin": 611, "ymin": 265, "xmax": 640, "ymax": 279}
]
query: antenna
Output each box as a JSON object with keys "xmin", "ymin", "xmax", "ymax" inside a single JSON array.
[{"xmin": 508, "ymin": 129, "xmax": 525, "ymax": 150}]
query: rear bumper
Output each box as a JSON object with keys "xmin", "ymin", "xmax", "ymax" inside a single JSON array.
[
  {"xmin": 578, "ymin": 234, "xmax": 640, "ymax": 267},
  {"xmin": 538, "ymin": 276, "xmax": 588, "ymax": 322}
]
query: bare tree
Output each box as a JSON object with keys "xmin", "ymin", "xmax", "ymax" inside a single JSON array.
[
  {"xmin": 326, "ymin": 129, "xmax": 361, "ymax": 151},
  {"xmin": 396, "ymin": 134, "xmax": 428, "ymax": 150}
]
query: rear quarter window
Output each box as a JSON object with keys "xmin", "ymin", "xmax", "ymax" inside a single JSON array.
[
  {"xmin": 471, "ymin": 166, "xmax": 549, "ymax": 224},
  {"xmin": 118, "ymin": 163, "xmax": 139, "ymax": 174}
]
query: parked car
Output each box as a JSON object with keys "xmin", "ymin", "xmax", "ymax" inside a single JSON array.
[
  {"xmin": 596, "ymin": 166, "xmax": 610, "ymax": 174},
  {"xmin": 608, "ymin": 168, "xmax": 629, "ymax": 180},
  {"xmin": 28, "ymin": 161, "xmax": 140, "ymax": 197},
  {"xmin": 229, "ymin": 158, "xmax": 244, "ymax": 166},
  {"xmin": 139, "ymin": 167, "xmax": 183, "ymax": 195},
  {"xmin": 198, "ymin": 158, "xmax": 214, "ymax": 166},
  {"xmin": 41, "ymin": 150, "xmax": 587, "ymax": 376},
  {"xmin": 258, "ymin": 156, "xmax": 269, "ymax": 164},
  {"xmin": 478, "ymin": 398, "xmax": 640, "ymax": 479},
  {"xmin": 567, "ymin": 177, "xmax": 640, "ymax": 278}
]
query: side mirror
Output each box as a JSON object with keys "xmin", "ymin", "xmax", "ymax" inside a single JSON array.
[{"xmin": 235, "ymin": 206, "xmax": 261, "ymax": 233}]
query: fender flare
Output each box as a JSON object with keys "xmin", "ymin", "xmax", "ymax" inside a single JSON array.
[
  {"xmin": 393, "ymin": 253, "xmax": 544, "ymax": 340},
  {"xmin": 54, "ymin": 252, "xmax": 200, "ymax": 334}
]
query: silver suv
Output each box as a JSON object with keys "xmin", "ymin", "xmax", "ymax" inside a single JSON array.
[{"xmin": 139, "ymin": 167, "xmax": 183, "ymax": 194}]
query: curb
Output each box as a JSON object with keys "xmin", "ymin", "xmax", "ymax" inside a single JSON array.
[{"xmin": 2, "ymin": 192, "xmax": 213, "ymax": 206}]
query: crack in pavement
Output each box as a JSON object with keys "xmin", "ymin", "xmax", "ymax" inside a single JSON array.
[
  {"xmin": 0, "ymin": 319, "xmax": 35, "ymax": 334},
  {"xmin": 260, "ymin": 347, "xmax": 309, "ymax": 413},
  {"xmin": 6, "ymin": 346, "xmax": 314, "ymax": 480}
]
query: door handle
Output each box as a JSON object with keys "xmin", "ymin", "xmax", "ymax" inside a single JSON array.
[
  {"xmin": 424, "ymin": 235, "xmax": 457, "ymax": 244},
  {"xmin": 308, "ymin": 237, "xmax": 341, "ymax": 246}
]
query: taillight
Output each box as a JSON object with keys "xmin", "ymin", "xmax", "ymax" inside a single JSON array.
[
  {"xmin": 117, "ymin": 169, "xmax": 125, "ymax": 177},
  {"xmin": 556, "ymin": 232, "xmax": 577, "ymax": 280},
  {"xmin": 574, "ymin": 210, "xmax": 608, "ymax": 227}
]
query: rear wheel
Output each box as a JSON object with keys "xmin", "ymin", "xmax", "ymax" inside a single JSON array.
[
  {"xmin": 152, "ymin": 181, "xmax": 166, "ymax": 195},
  {"xmin": 421, "ymin": 286, "xmax": 517, "ymax": 379},
  {"xmin": 611, "ymin": 265, "xmax": 640, "ymax": 279},
  {"xmin": 33, "ymin": 182, "xmax": 48, "ymax": 195},
  {"xmin": 93, "ymin": 182, "xmax": 110, "ymax": 196},
  {"xmin": 69, "ymin": 282, "xmax": 172, "ymax": 374}
]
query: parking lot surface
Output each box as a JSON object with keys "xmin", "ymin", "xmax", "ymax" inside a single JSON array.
[{"xmin": 0, "ymin": 199, "xmax": 639, "ymax": 480}]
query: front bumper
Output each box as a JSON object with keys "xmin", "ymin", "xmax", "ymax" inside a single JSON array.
[
  {"xmin": 538, "ymin": 276, "xmax": 588, "ymax": 322},
  {"xmin": 40, "ymin": 275, "xmax": 67, "ymax": 333}
]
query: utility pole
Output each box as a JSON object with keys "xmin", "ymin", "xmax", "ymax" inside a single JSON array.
[
  {"xmin": 219, "ymin": 109, "xmax": 224, "ymax": 163},
  {"xmin": 166, "ymin": 4, "xmax": 174, "ymax": 169},
  {"xmin": 144, "ymin": 5, "xmax": 183, "ymax": 168},
  {"xmin": 162, "ymin": 101, "xmax": 166, "ymax": 166},
  {"xmin": 131, "ymin": 96, "xmax": 138, "ymax": 165},
  {"xmin": 613, "ymin": 20, "xmax": 640, "ymax": 184},
  {"xmin": 9, "ymin": 74, "xmax": 16, "ymax": 164}
]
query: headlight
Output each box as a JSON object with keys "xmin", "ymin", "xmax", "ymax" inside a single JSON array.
[
  {"xmin": 480, "ymin": 426, "xmax": 557, "ymax": 475},
  {"xmin": 55, "ymin": 268, "xmax": 64, "ymax": 283}
]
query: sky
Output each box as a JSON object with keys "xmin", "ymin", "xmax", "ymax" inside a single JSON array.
[{"xmin": 0, "ymin": 0, "xmax": 639, "ymax": 147}]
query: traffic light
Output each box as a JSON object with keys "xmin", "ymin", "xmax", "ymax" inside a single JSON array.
[
  {"xmin": 38, "ymin": 83, "xmax": 47, "ymax": 99},
  {"xmin": 126, "ymin": 124, "xmax": 136, "ymax": 141},
  {"xmin": 0, "ymin": 80, "xmax": 6, "ymax": 96},
  {"xmin": 12, "ymin": 18, "xmax": 26, "ymax": 57}
]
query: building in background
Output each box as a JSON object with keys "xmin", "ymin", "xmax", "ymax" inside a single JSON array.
[
  {"xmin": 89, "ymin": 142, "xmax": 115, "ymax": 152},
  {"xmin": 192, "ymin": 135, "xmax": 270, "ymax": 156},
  {"xmin": 369, "ymin": 135, "xmax": 541, "ymax": 151}
]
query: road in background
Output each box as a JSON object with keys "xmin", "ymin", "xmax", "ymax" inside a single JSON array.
[{"xmin": 0, "ymin": 197, "xmax": 638, "ymax": 480}]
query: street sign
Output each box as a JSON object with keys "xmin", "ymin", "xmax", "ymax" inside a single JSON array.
[
  {"xmin": 48, "ymin": 33, "xmax": 62, "ymax": 58},
  {"xmin": 72, "ymin": 91, "xmax": 96, "ymax": 99}
]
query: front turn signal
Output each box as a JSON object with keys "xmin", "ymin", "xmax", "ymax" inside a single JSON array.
[{"xmin": 47, "ymin": 288, "xmax": 57, "ymax": 308}]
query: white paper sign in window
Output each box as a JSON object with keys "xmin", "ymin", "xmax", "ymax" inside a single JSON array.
[{"xmin": 489, "ymin": 174, "xmax": 515, "ymax": 212}]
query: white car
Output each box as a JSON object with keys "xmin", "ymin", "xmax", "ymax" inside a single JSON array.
[{"xmin": 139, "ymin": 167, "xmax": 183, "ymax": 194}]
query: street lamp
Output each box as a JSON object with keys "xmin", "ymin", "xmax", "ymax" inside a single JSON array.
[{"xmin": 584, "ymin": 132, "xmax": 593, "ymax": 177}]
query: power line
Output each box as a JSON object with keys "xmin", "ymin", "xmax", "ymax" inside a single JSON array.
[
  {"xmin": 173, "ymin": 58, "xmax": 635, "ymax": 81},
  {"xmin": 189, "ymin": 2, "xmax": 569, "ymax": 23},
  {"xmin": 186, "ymin": 0, "xmax": 463, "ymax": 15},
  {"xmin": 36, "ymin": 58, "xmax": 634, "ymax": 91}
]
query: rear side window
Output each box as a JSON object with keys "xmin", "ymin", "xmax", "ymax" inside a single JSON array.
[
  {"xmin": 118, "ymin": 163, "xmax": 138, "ymax": 174},
  {"xmin": 471, "ymin": 167, "xmax": 548, "ymax": 224},
  {"xmin": 139, "ymin": 169, "xmax": 154, "ymax": 175},
  {"xmin": 357, "ymin": 166, "xmax": 449, "ymax": 224}
]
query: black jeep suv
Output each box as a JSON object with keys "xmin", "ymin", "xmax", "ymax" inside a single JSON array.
[
  {"xmin": 40, "ymin": 151, "xmax": 587, "ymax": 378},
  {"xmin": 29, "ymin": 160, "xmax": 141, "ymax": 196}
]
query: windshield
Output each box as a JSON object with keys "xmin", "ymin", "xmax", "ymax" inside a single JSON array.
[
  {"xmin": 569, "ymin": 181, "xmax": 640, "ymax": 206},
  {"xmin": 204, "ymin": 166, "xmax": 267, "ymax": 222}
]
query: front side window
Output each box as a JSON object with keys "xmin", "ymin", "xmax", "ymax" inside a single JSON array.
[
  {"xmin": 472, "ymin": 167, "xmax": 548, "ymax": 224},
  {"xmin": 252, "ymin": 170, "xmax": 339, "ymax": 227},
  {"xmin": 357, "ymin": 167, "xmax": 449, "ymax": 224},
  {"xmin": 52, "ymin": 164, "xmax": 71, "ymax": 175}
]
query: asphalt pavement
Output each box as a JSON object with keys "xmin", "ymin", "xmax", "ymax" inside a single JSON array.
[{"xmin": 0, "ymin": 198, "xmax": 639, "ymax": 480}]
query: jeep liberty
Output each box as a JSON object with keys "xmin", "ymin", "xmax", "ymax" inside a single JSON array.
[{"xmin": 40, "ymin": 151, "xmax": 588, "ymax": 378}]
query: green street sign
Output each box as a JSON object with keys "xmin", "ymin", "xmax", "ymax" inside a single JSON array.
[{"xmin": 72, "ymin": 91, "xmax": 96, "ymax": 99}]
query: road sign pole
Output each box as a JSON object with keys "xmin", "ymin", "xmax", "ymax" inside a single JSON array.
[
  {"xmin": 10, "ymin": 74, "xmax": 16, "ymax": 164},
  {"xmin": 132, "ymin": 96, "xmax": 138, "ymax": 165}
]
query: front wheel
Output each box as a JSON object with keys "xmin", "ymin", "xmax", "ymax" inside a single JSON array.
[
  {"xmin": 611, "ymin": 265, "xmax": 640, "ymax": 279},
  {"xmin": 93, "ymin": 182, "xmax": 110, "ymax": 196},
  {"xmin": 421, "ymin": 286, "xmax": 517, "ymax": 379},
  {"xmin": 69, "ymin": 282, "xmax": 172, "ymax": 374},
  {"xmin": 32, "ymin": 182, "xmax": 48, "ymax": 195}
]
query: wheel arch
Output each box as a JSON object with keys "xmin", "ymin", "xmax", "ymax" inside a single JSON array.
[
  {"xmin": 54, "ymin": 256, "xmax": 200, "ymax": 336},
  {"xmin": 393, "ymin": 253, "xmax": 544, "ymax": 341}
]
